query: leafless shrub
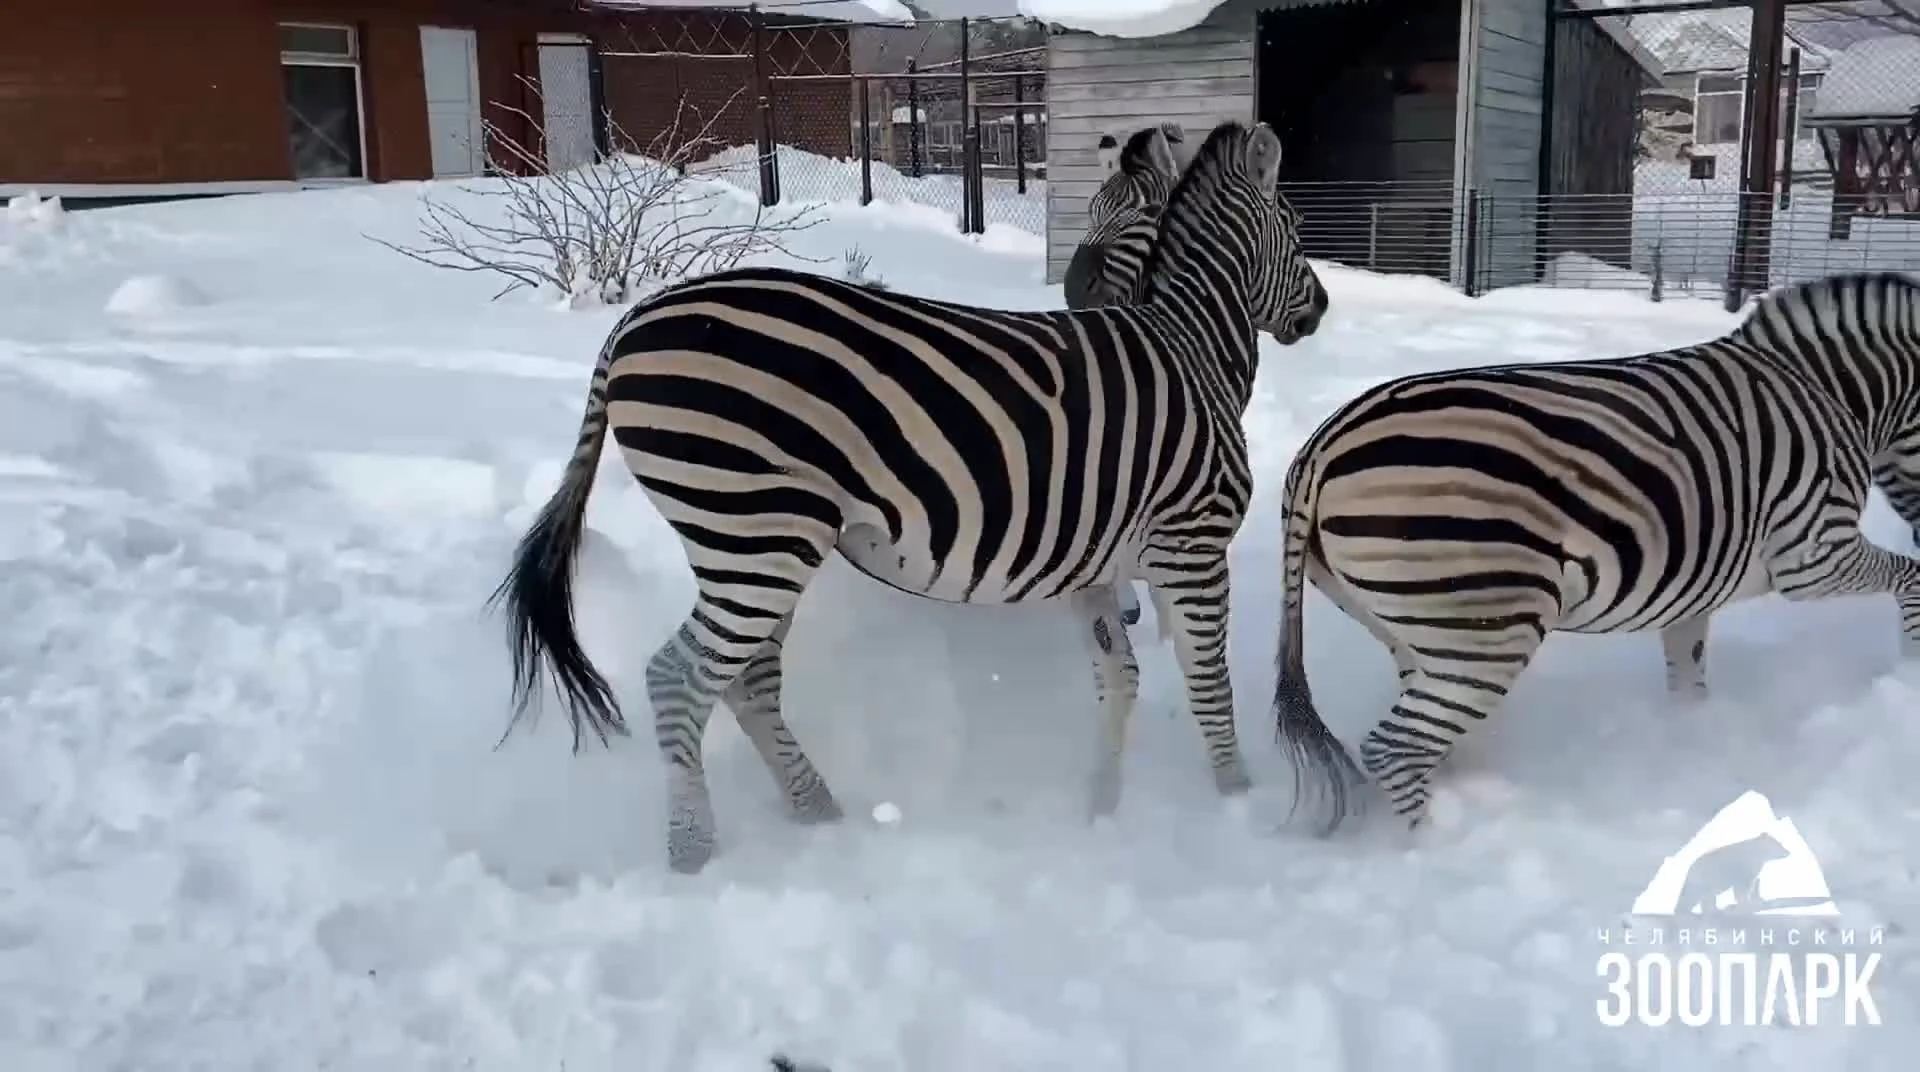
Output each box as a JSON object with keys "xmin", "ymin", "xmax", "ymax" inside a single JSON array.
[
  {"xmin": 369, "ymin": 84, "xmax": 826, "ymax": 307},
  {"xmin": 841, "ymin": 245, "xmax": 888, "ymax": 290}
]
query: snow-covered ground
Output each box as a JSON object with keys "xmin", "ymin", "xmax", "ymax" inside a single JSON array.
[{"xmin": 2, "ymin": 175, "xmax": 1916, "ymax": 1071}]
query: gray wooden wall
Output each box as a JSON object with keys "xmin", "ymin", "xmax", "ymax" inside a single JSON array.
[
  {"xmin": 1041, "ymin": 2, "xmax": 1259, "ymax": 285},
  {"xmin": 1458, "ymin": 0, "xmax": 1547, "ymax": 289}
]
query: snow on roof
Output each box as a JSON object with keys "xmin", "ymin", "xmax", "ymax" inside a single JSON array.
[
  {"xmin": 1804, "ymin": 33, "xmax": 1920, "ymax": 122},
  {"xmin": 1623, "ymin": 6, "xmax": 1830, "ymax": 75},
  {"xmin": 591, "ymin": 0, "xmax": 915, "ymax": 24},
  {"xmin": 1018, "ymin": 0, "xmax": 1359, "ymax": 41}
]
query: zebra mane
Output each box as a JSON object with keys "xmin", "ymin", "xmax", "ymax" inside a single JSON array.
[
  {"xmin": 1735, "ymin": 271, "xmax": 1920, "ymax": 343},
  {"xmin": 1131, "ymin": 121, "xmax": 1252, "ymax": 294}
]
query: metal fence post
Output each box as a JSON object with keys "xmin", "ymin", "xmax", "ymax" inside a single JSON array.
[
  {"xmin": 858, "ymin": 78, "xmax": 874, "ymax": 206},
  {"xmin": 959, "ymin": 18, "xmax": 979, "ymax": 234},
  {"xmin": 1013, "ymin": 74, "xmax": 1027, "ymax": 196},
  {"xmin": 750, "ymin": 4, "xmax": 780, "ymax": 207},
  {"xmin": 1461, "ymin": 191, "xmax": 1483, "ymax": 298},
  {"xmin": 906, "ymin": 58, "xmax": 922, "ymax": 179}
]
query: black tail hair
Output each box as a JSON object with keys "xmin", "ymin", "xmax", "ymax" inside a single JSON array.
[{"xmin": 487, "ymin": 326, "xmax": 629, "ymax": 752}]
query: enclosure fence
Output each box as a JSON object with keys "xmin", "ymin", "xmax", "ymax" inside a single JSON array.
[
  {"xmin": 595, "ymin": 5, "xmax": 1047, "ymax": 237},
  {"xmin": 583, "ymin": 1, "xmax": 1920, "ymax": 300}
]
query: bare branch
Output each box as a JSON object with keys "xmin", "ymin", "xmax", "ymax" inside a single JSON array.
[{"xmin": 365, "ymin": 82, "xmax": 828, "ymax": 308}]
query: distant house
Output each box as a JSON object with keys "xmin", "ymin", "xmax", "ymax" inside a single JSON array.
[
  {"xmin": 1041, "ymin": 0, "xmax": 1663, "ymax": 291},
  {"xmin": 0, "ymin": 0, "xmax": 626, "ymax": 203},
  {"xmin": 1624, "ymin": 7, "xmax": 1830, "ymax": 186},
  {"xmin": 0, "ymin": 0, "xmax": 869, "ymax": 207},
  {"xmin": 1800, "ymin": 32, "xmax": 1920, "ymax": 236}
]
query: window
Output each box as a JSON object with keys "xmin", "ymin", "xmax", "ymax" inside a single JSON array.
[
  {"xmin": 1692, "ymin": 70, "xmax": 1826, "ymax": 147},
  {"xmin": 279, "ymin": 22, "xmax": 365, "ymax": 180},
  {"xmin": 1694, "ymin": 73, "xmax": 1744, "ymax": 145}
]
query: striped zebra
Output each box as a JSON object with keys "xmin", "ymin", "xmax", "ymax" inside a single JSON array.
[
  {"xmin": 1064, "ymin": 121, "xmax": 1191, "ymax": 628},
  {"xmin": 1062, "ymin": 122, "xmax": 1189, "ymax": 312},
  {"xmin": 1272, "ymin": 271, "xmax": 1920, "ymax": 835},
  {"xmin": 493, "ymin": 120, "xmax": 1330, "ymax": 873}
]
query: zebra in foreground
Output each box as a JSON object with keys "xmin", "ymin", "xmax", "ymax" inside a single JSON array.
[
  {"xmin": 1062, "ymin": 121, "xmax": 1188, "ymax": 312},
  {"xmin": 1272, "ymin": 271, "xmax": 1920, "ymax": 834},
  {"xmin": 493, "ymin": 120, "xmax": 1330, "ymax": 874}
]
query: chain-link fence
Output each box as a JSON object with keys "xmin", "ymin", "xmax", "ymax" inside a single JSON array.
[
  {"xmin": 594, "ymin": 4, "xmax": 1047, "ymax": 237},
  {"xmin": 1531, "ymin": 1, "xmax": 1920, "ymax": 299}
]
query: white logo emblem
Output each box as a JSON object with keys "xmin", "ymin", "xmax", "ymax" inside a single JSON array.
[
  {"xmin": 1629, "ymin": 789, "xmax": 1839, "ymax": 918},
  {"xmin": 1595, "ymin": 790, "xmax": 1883, "ymax": 1028}
]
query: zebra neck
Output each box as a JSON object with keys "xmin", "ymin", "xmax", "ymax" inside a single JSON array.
[
  {"xmin": 1142, "ymin": 282, "xmax": 1259, "ymax": 415},
  {"xmin": 1746, "ymin": 332, "xmax": 1920, "ymax": 454}
]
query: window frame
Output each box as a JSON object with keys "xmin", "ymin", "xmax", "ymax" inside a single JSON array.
[
  {"xmin": 278, "ymin": 21, "xmax": 369, "ymax": 183},
  {"xmin": 1691, "ymin": 69, "xmax": 1824, "ymax": 148}
]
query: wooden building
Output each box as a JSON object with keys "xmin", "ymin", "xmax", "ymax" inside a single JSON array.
[
  {"xmin": 1041, "ymin": 0, "xmax": 1662, "ymax": 291},
  {"xmin": 0, "ymin": 0, "xmax": 854, "ymax": 206},
  {"xmin": 1801, "ymin": 33, "xmax": 1920, "ymax": 240}
]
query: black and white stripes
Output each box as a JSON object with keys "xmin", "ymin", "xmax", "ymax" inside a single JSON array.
[
  {"xmin": 1273, "ymin": 271, "xmax": 1920, "ymax": 834},
  {"xmin": 493, "ymin": 120, "xmax": 1329, "ymax": 873}
]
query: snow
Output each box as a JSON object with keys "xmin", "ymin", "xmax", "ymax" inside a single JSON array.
[
  {"xmin": 1016, "ymin": 0, "xmax": 1235, "ymax": 39},
  {"xmin": 4, "ymin": 154, "xmax": 1920, "ymax": 1070},
  {"xmin": 1804, "ymin": 33, "xmax": 1920, "ymax": 121}
]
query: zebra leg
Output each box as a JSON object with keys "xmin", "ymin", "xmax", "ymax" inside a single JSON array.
[
  {"xmin": 1074, "ymin": 586, "xmax": 1141, "ymax": 819},
  {"xmin": 1147, "ymin": 561, "xmax": 1250, "ymax": 796},
  {"xmin": 1358, "ymin": 610, "xmax": 1548, "ymax": 830},
  {"xmin": 720, "ymin": 616, "xmax": 843, "ymax": 825},
  {"xmin": 1659, "ymin": 614, "xmax": 1712, "ymax": 698},
  {"xmin": 649, "ymin": 585, "xmax": 817, "ymax": 875},
  {"xmin": 1307, "ymin": 554, "xmax": 1417, "ymax": 682},
  {"xmin": 1765, "ymin": 528, "xmax": 1920, "ymax": 659}
]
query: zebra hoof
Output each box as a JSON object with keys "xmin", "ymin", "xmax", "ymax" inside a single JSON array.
[
  {"xmin": 1213, "ymin": 764, "xmax": 1252, "ymax": 797},
  {"xmin": 788, "ymin": 784, "xmax": 844, "ymax": 825},
  {"xmin": 667, "ymin": 834, "xmax": 715, "ymax": 875}
]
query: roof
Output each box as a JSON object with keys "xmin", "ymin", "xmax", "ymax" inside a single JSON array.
[
  {"xmin": 588, "ymin": 0, "xmax": 915, "ymax": 24},
  {"xmin": 1569, "ymin": 2, "xmax": 1666, "ymax": 85},
  {"xmin": 1803, "ymin": 33, "xmax": 1920, "ymax": 123},
  {"xmin": 1020, "ymin": 0, "xmax": 1360, "ymax": 40},
  {"xmin": 1624, "ymin": 6, "xmax": 1830, "ymax": 75}
]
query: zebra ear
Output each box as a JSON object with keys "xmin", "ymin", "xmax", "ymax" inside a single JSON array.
[
  {"xmin": 1096, "ymin": 133, "xmax": 1121, "ymax": 175},
  {"xmin": 1143, "ymin": 129, "xmax": 1180, "ymax": 184},
  {"xmin": 1246, "ymin": 122, "xmax": 1284, "ymax": 192},
  {"xmin": 1157, "ymin": 120, "xmax": 1186, "ymax": 146}
]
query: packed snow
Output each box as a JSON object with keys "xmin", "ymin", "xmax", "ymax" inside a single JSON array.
[{"xmin": 3, "ymin": 160, "xmax": 1918, "ymax": 1071}]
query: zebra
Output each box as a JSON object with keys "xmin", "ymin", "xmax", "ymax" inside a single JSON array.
[
  {"xmin": 1062, "ymin": 122, "xmax": 1194, "ymax": 630},
  {"xmin": 493, "ymin": 120, "xmax": 1331, "ymax": 874},
  {"xmin": 1271, "ymin": 271, "xmax": 1920, "ymax": 835},
  {"xmin": 1062, "ymin": 121, "xmax": 1188, "ymax": 313}
]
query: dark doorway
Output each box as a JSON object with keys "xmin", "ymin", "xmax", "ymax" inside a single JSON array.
[{"xmin": 1256, "ymin": 0, "xmax": 1462, "ymax": 278}]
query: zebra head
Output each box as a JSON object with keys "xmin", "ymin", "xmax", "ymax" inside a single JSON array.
[
  {"xmin": 1140, "ymin": 120, "xmax": 1328, "ymax": 346},
  {"xmin": 1064, "ymin": 123, "xmax": 1188, "ymax": 311}
]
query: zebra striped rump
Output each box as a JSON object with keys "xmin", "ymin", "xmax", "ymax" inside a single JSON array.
[
  {"xmin": 1273, "ymin": 271, "xmax": 1920, "ymax": 837},
  {"xmin": 493, "ymin": 119, "xmax": 1329, "ymax": 873}
]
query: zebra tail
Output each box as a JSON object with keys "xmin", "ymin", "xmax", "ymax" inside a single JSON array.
[
  {"xmin": 487, "ymin": 327, "xmax": 627, "ymax": 753},
  {"xmin": 1273, "ymin": 453, "xmax": 1364, "ymax": 836}
]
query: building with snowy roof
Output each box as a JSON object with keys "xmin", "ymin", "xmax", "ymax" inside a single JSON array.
[
  {"xmin": 1034, "ymin": 0, "xmax": 1662, "ymax": 291},
  {"xmin": 1801, "ymin": 32, "xmax": 1920, "ymax": 237}
]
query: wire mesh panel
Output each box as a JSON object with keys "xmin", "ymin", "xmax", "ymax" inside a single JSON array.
[
  {"xmin": 1280, "ymin": 181, "xmax": 1464, "ymax": 281},
  {"xmin": 594, "ymin": 6, "xmax": 1047, "ymax": 236}
]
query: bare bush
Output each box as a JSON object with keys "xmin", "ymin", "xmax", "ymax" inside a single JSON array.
[
  {"xmin": 369, "ymin": 85, "xmax": 826, "ymax": 306},
  {"xmin": 840, "ymin": 245, "xmax": 889, "ymax": 290}
]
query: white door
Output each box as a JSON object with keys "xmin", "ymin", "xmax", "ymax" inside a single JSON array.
[
  {"xmin": 537, "ymin": 34, "xmax": 596, "ymax": 173},
  {"xmin": 419, "ymin": 26, "xmax": 483, "ymax": 178}
]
